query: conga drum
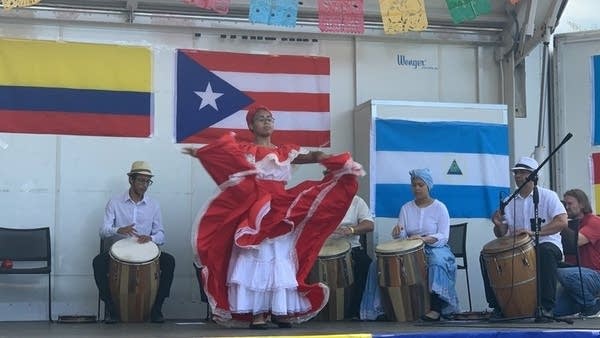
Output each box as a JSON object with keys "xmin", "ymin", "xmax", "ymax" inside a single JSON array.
[
  {"xmin": 481, "ymin": 233, "xmax": 537, "ymax": 318},
  {"xmin": 308, "ymin": 238, "xmax": 354, "ymax": 320},
  {"xmin": 109, "ymin": 237, "xmax": 160, "ymax": 322},
  {"xmin": 376, "ymin": 239, "xmax": 429, "ymax": 322}
]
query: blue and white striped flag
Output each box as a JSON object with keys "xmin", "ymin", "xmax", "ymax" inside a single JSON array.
[{"xmin": 374, "ymin": 119, "xmax": 510, "ymax": 218}]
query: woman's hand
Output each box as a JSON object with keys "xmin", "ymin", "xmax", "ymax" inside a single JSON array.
[
  {"xmin": 419, "ymin": 235, "xmax": 437, "ymax": 244},
  {"xmin": 182, "ymin": 147, "xmax": 198, "ymax": 158},
  {"xmin": 391, "ymin": 224, "xmax": 404, "ymax": 239}
]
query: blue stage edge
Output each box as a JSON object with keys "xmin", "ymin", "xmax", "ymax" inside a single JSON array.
[{"xmin": 374, "ymin": 330, "xmax": 600, "ymax": 338}]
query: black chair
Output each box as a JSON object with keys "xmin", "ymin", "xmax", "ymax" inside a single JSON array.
[
  {"xmin": 96, "ymin": 238, "xmax": 107, "ymax": 322},
  {"xmin": 0, "ymin": 226, "xmax": 52, "ymax": 321},
  {"xmin": 448, "ymin": 222, "xmax": 472, "ymax": 312}
]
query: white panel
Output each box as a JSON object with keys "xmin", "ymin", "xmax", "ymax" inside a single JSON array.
[
  {"xmin": 438, "ymin": 46, "xmax": 477, "ymax": 102},
  {"xmin": 356, "ymin": 40, "xmax": 440, "ymax": 104},
  {"xmin": 54, "ymin": 192, "xmax": 110, "ymax": 275},
  {"xmin": 553, "ymin": 31, "xmax": 600, "ymax": 199}
]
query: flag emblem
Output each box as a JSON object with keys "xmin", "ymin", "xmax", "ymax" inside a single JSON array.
[{"xmin": 447, "ymin": 160, "xmax": 463, "ymax": 175}]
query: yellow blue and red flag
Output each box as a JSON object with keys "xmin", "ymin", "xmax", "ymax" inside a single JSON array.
[{"xmin": 0, "ymin": 38, "xmax": 152, "ymax": 138}]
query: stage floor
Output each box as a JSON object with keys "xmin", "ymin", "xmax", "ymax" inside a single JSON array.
[{"xmin": 1, "ymin": 316, "xmax": 600, "ymax": 338}]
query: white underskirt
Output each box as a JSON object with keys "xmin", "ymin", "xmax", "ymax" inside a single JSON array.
[{"xmin": 227, "ymin": 233, "xmax": 311, "ymax": 315}]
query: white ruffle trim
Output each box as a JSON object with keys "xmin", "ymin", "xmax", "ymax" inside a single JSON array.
[{"xmin": 227, "ymin": 235, "xmax": 311, "ymax": 314}]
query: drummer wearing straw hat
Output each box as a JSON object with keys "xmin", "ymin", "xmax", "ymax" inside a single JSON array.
[{"xmin": 92, "ymin": 161, "xmax": 176, "ymax": 324}]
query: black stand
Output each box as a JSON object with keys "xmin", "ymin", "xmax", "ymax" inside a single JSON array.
[{"xmin": 499, "ymin": 133, "xmax": 573, "ymax": 324}]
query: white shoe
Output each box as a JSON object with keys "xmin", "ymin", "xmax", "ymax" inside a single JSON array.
[{"xmin": 555, "ymin": 313, "xmax": 580, "ymax": 320}]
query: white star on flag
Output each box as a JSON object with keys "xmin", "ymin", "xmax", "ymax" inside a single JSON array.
[{"xmin": 194, "ymin": 82, "xmax": 223, "ymax": 111}]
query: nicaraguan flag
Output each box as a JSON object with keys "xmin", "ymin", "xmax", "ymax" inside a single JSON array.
[{"xmin": 374, "ymin": 119, "xmax": 510, "ymax": 218}]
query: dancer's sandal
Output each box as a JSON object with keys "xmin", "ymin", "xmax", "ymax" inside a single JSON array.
[
  {"xmin": 272, "ymin": 316, "xmax": 292, "ymax": 328},
  {"xmin": 249, "ymin": 322, "xmax": 269, "ymax": 329},
  {"xmin": 420, "ymin": 311, "xmax": 441, "ymax": 322}
]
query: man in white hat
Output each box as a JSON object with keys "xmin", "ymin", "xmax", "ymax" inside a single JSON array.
[
  {"xmin": 481, "ymin": 156, "xmax": 567, "ymax": 320},
  {"xmin": 92, "ymin": 161, "xmax": 175, "ymax": 323}
]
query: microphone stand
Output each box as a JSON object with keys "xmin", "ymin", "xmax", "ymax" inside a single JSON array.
[{"xmin": 499, "ymin": 133, "xmax": 573, "ymax": 324}]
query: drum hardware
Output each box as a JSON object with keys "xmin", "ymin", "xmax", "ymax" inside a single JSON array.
[{"xmin": 498, "ymin": 133, "xmax": 573, "ymax": 324}]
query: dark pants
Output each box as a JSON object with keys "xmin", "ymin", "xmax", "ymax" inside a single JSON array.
[
  {"xmin": 93, "ymin": 250, "xmax": 175, "ymax": 309},
  {"xmin": 480, "ymin": 241, "xmax": 562, "ymax": 312},
  {"xmin": 346, "ymin": 246, "xmax": 372, "ymax": 318}
]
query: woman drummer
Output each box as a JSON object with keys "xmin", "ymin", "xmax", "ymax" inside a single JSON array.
[{"xmin": 391, "ymin": 168, "xmax": 459, "ymax": 321}]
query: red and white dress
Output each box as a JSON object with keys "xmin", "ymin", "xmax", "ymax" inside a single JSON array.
[{"xmin": 191, "ymin": 133, "xmax": 363, "ymax": 326}]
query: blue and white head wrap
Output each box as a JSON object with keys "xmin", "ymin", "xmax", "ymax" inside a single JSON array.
[{"xmin": 409, "ymin": 168, "xmax": 433, "ymax": 191}]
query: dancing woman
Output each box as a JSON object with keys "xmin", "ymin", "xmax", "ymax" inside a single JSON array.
[{"xmin": 183, "ymin": 105, "xmax": 363, "ymax": 328}]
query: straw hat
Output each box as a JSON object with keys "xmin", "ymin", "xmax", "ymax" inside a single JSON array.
[{"xmin": 127, "ymin": 161, "xmax": 153, "ymax": 177}]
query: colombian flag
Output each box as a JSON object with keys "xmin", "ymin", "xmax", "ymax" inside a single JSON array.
[{"xmin": 0, "ymin": 38, "xmax": 152, "ymax": 137}]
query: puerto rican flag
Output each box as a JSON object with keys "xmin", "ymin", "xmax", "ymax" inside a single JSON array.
[{"xmin": 176, "ymin": 49, "xmax": 330, "ymax": 146}]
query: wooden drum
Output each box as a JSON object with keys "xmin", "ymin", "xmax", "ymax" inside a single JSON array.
[
  {"xmin": 376, "ymin": 239, "xmax": 429, "ymax": 322},
  {"xmin": 308, "ymin": 238, "xmax": 354, "ymax": 321},
  {"xmin": 109, "ymin": 237, "xmax": 160, "ymax": 322},
  {"xmin": 481, "ymin": 233, "xmax": 537, "ymax": 318}
]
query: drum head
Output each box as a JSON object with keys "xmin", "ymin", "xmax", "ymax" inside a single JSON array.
[
  {"xmin": 319, "ymin": 238, "xmax": 351, "ymax": 258},
  {"xmin": 375, "ymin": 239, "xmax": 423, "ymax": 254},
  {"xmin": 110, "ymin": 237, "xmax": 160, "ymax": 263},
  {"xmin": 482, "ymin": 233, "xmax": 531, "ymax": 254}
]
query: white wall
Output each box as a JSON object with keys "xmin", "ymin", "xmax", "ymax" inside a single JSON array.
[
  {"xmin": 0, "ymin": 18, "xmax": 546, "ymax": 320},
  {"xmin": 552, "ymin": 30, "xmax": 600, "ymax": 199}
]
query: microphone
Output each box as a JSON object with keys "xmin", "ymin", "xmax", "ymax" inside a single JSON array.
[
  {"xmin": 564, "ymin": 132, "xmax": 573, "ymax": 141},
  {"xmin": 558, "ymin": 132, "xmax": 573, "ymax": 147}
]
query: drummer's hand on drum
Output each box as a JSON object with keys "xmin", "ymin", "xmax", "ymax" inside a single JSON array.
[
  {"xmin": 515, "ymin": 229, "xmax": 533, "ymax": 237},
  {"xmin": 333, "ymin": 226, "xmax": 353, "ymax": 237},
  {"xmin": 391, "ymin": 225, "xmax": 404, "ymax": 239},
  {"xmin": 136, "ymin": 235, "xmax": 152, "ymax": 244},
  {"xmin": 117, "ymin": 224, "xmax": 138, "ymax": 237},
  {"xmin": 491, "ymin": 210, "xmax": 504, "ymax": 227}
]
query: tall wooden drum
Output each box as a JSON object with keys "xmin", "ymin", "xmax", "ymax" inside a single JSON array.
[
  {"xmin": 109, "ymin": 237, "xmax": 160, "ymax": 322},
  {"xmin": 308, "ymin": 238, "xmax": 354, "ymax": 321},
  {"xmin": 376, "ymin": 239, "xmax": 429, "ymax": 322},
  {"xmin": 481, "ymin": 233, "xmax": 537, "ymax": 318}
]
